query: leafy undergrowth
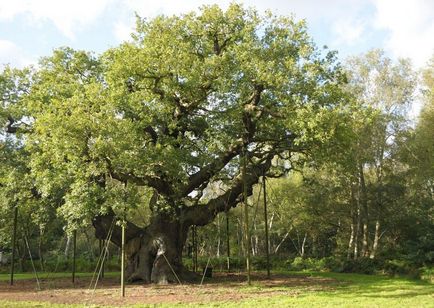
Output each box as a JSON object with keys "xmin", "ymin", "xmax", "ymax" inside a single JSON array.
[{"xmin": 0, "ymin": 271, "xmax": 432, "ymax": 307}]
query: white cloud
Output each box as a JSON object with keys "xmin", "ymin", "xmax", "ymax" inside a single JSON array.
[
  {"xmin": 122, "ymin": 0, "xmax": 230, "ymax": 18},
  {"xmin": 111, "ymin": 1, "xmax": 238, "ymax": 45},
  {"xmin": 114, "ymin": 0, "xmax": 371, "ymax": 46},
  {"xmin": 0, "ymin": 0, "xmax": 111, "ymax": 39},
  {"xmin": 113, "ymin": 20, "xmax": 133, "ymax": 43},
  {"xmin": 332, "ymin": 18, "xmax": 367, "ymax": 45},
  {"xmin": 0, "ymin": 39, "xmax": 35, "ymax": 68},
  {"xmin": 372, "ymin": 0, "xmax": 434, "ymax": 67},
  {"xmin": 120, "ymin": 0, "xmax": 366, "ymax": 22}
]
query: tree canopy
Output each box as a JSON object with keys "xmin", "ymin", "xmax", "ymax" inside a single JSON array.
[{"xmin": 4, "ymin": 4, "xmax": 348, "ymax": 225}]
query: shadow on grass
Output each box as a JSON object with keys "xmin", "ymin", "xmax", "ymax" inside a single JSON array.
[{"xmin": 302, "ymin": 271, "xmax": 434, "ymax": 299}]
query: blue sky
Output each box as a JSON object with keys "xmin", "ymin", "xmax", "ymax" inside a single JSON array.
[
  {"xmin": 0, "ymin": 0, "xmax": 433, "ymax": 120},
  {"xmin": 1, "ymin": 0, "xmax": 433, "ymax": 69}
]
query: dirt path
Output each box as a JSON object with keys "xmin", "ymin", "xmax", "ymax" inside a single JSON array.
[{"xmin": 0, "ymin": 272, "xmax": 338, "ymax": 306}]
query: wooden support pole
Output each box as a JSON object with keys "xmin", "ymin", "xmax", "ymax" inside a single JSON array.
[
  {"xmin": 226, "ymin": 212, "xmax": 230, "ymax": 271},
  {"xmin": 242, "ymin": 149, "xmax": 251, "ymax": 285},
  {"xmin": 98, "ymin": 240, "xmax": 102, "ymax": 280},
  {"xmin": 263, "ymin": 174, "xmax": 271, "ymax": 279},
  {"xmin": 10, "ymin": 206, "xmax": 18, "ymax": 286},
  {"xmin": 121, "ymin": 222, "xmax": 125, "ymax": 297},
  {"xmin": 193, "ymin": 226, "xmax": 198, "ymax": 272},
  {"xmin": 72, "ymin": 230, "xmax": 77, "ymax": 284},
  {"xmin": 102, "ymin": 240, "xmax": 105, "ymax": 278}
]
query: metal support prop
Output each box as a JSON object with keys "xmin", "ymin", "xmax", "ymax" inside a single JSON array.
[{"xmin": 10, "ymin": 206, "xmax": 18, "ymax": 286}]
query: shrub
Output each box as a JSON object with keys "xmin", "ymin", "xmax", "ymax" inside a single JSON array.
[
  {"xmin": 420, "ymin": 267, "xmax": 434, "ymax": 283},
  {"xmin": 342, "ymin": 258, "xmax": 384, "ymax": 274}
]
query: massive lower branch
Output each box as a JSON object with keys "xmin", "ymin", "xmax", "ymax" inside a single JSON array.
[
  {"xmin": 182, "ymin": 154, "xmax": 273, "ymax": 227},
  {"xmin": 92, "ymin": 211, "xmax": 144, "ymax": 246}
]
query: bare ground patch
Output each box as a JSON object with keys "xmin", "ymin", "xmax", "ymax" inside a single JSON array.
[{"xmin": 0, "ymin": 272, "xmax": 340, "ymax": 307}]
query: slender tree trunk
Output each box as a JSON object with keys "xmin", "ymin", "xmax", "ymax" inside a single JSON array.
[
  {"xmin": 311, "ymin": 235, "xmax": 317, "ymax": 257},
  {"xmin": 65, "ymin": 235, "xmax": 72, "ymax": 259},
  {"xmin": 216, "ymin": 214, "xmax": 221, "ymax": 258},
  {"xmin": 347, "ymin": 222, "xmax": 355, "ymax": 260},
  {"xmin": 274, "ymin": 231, "xmax": 289, "ymax": 254},
  {"xmin": 347, "ymin": 183, "xmax": 357, "ymax": 260},
  {"xmin": 226, "ymin": 212, "xmax": 230, "ymax": 271},
  {"xmin": 301, "ymin": 233, "xmax": 307, "ymax": 258},
  {"xmin": 251, "ymin": 218, "xmax": 258, "ymax": 256},
  {"xmin": 237, "ymin": 218, "xmax": 243, "ymax": 257},
  {"xmin": 268, "ymin": 212, "xmax": 275, "ymax": 233},
  {"xmin": 359, "ymin": 164, "xmax": 369, "ymax": 257},
  {"xmin": 72, "ymin": 230, "xmax": 76, "ymax": 283},
  {"xmin": 354, "ymin": 195, "xmax": 361, "ymax": 260},
  {"xmin": 16, "ymin": 241, "xmax": 24, "ymax": 272},
  {"xmin": 372, "ymin": 148, "xmax": 383, "ymax": 260},
  {"xmin": 84, "ymin": 230, "xmax": 94, "ymax": 261},
  {"xmin": 38, "ymin": 228, "xmax": 44, "ymax": 272},
  {"xmin": 10, "ymin": 206, "xmax": 18, "ymax": 285},
  {"xmin": 262, "ymin": 174, "xmax": 270, "ymax": 278},
  {"xmin": 362, "ymin": 224, "xmax": 369, "ymax": 257},
  {"xmin": 370, "ymin": 220, "xmax": 380, "ymax": 259}
]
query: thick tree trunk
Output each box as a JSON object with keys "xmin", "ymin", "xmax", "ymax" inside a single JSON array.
[
  {"xmin": 94, "ymin": 212, "xmax": 193, "ymax": 284},
  {"xmin": 94, "ymin": 155, "xmax": 273, "ymax": 284}
]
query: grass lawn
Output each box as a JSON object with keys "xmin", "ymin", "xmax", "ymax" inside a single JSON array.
[
  {"xmin": 231, "ymin": 272, "xmax": 434, "ymax": 308},
  {"xmin": 0, "ymin": 271, "xmax": 432, "ymax": 307}
]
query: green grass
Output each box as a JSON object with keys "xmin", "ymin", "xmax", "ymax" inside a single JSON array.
[
  {"xmin": 0, "ymin": 271, "xmax": 433, "ymax": 307},
  {"xmin": 222, "ymin": 272, "xmax": 434, "ymax": 308}
]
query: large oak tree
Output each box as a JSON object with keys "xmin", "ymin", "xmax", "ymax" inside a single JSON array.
[{"xmin": 2, "ymin": 4, "xmax": 350, "ymax": 283}]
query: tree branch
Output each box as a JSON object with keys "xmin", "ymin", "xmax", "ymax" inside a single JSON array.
[
  {"xmin": 182, "ymin": 153, "xmax": 274, "ymax": 226},
  {"xmin": 181, "ymin": 85, "xmax": 265, "ymax": 197},
  {"xmin": 181, "ymin": 139, "xmax": 243, "ymax": 196},
  {"xmin": 92, "ymin": 210, "xmax": 144, "ymax": 246},
  {"xmin": 106, "ymin": 158, "xmax": 174, "ymax": 196}
]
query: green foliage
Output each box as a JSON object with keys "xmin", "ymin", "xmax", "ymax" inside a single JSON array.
[
  {"xmin": 420, "ymin": 266, "xmax": 434, "ymax": 283},
  {"xmin": 6, "ymin": 3, "xmax": 350, "ymax": 226},
  {"xmin": 288, "ymin": 257, "xmax": 343, "ymax": 272}
]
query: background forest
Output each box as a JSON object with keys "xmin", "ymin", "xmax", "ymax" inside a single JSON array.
[{"xmin": 0, "ymin": 5, "xmax": 433, "ymax": 282}]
